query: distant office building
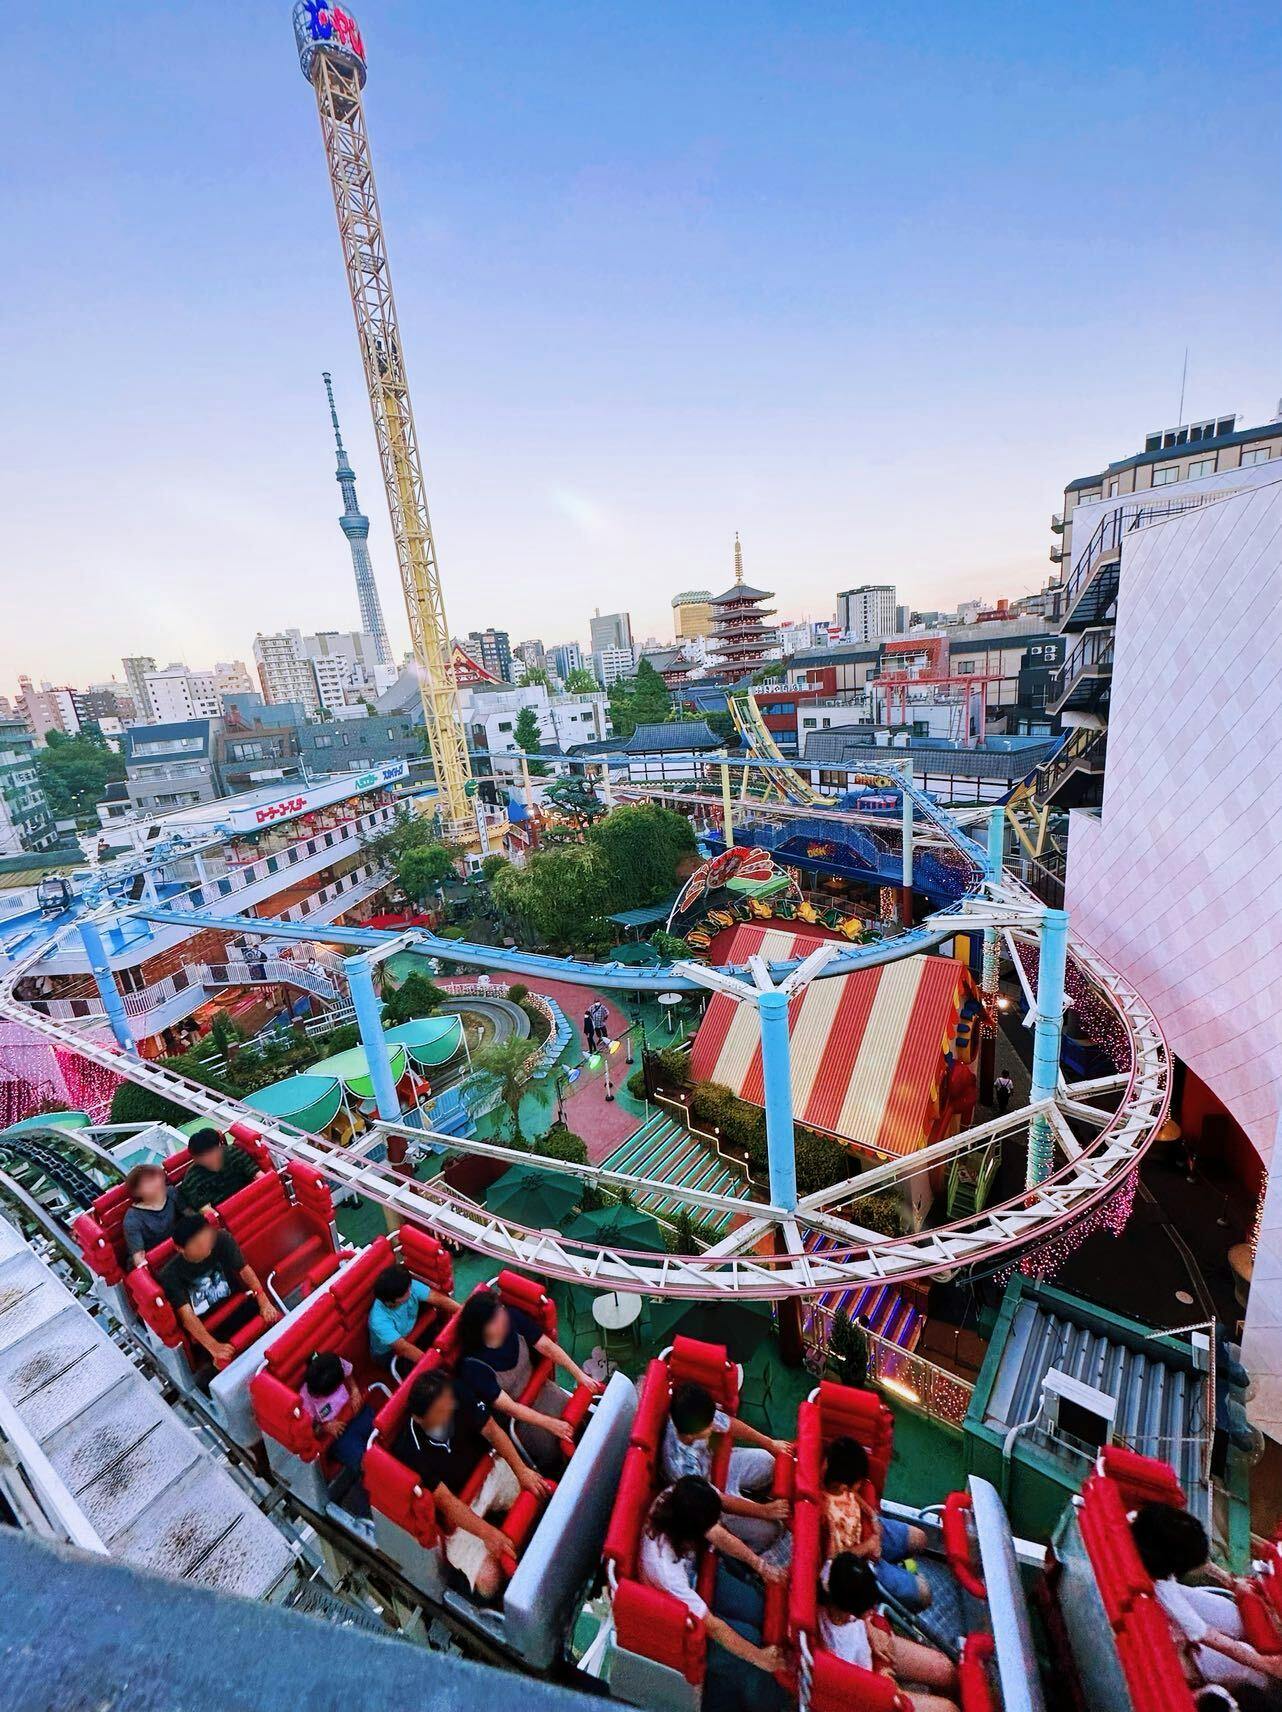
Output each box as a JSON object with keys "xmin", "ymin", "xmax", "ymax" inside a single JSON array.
[
  {"xmin": 254, "ymin": 631, "xmax": 321, "ymax": 715},
  {"xmin": 16, "ymin": 678, "xmax": 81, "ymax": 743},
  {"xmin": 592, "ymin": 643, "xmax": 635, "ymax": 687},
  {"xmin": 514, "ymin": 639, "xmax": 547, "ymax": 676},
  {"xmin": 79, "ymin": 682, "xmax": 136, "ymax": 724},
  {"xmin": 589, "ymin": 610, "xmax": 632, "ymax": 655},
  {"xmin": 467, "ymin": 628, "xmax": 513, "ymax": 684},
  {"xmin": 121, "ymin": 656, "xmax": 156, "ymax": 721},
  {"xmin": 0, "ymin": 717, "xmax": 58, "ymax": 853},
  {"xmin": 548, "ymin": 641, "xmax": 584, "ymax": 683},
  {"xmin": 837, "ymin": 585, "xmax": 897, "ymax": 644},
  {"xmin": 672, "ymin": 591, "xmax": 713, "ymax": 641}
]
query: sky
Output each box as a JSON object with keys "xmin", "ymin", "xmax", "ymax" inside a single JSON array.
[{"xmin": 3, "ymin": 0, "xmax": 1279, "ymax": 689}]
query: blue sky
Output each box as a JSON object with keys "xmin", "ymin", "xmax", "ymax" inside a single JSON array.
[{"xmin": 3, "ymin": 0, "xmax": 1278, "ymax": 686}]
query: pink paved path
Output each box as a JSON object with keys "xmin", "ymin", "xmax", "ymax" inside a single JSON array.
[{"xmin": 520, "ymin": 977, "xmax": 641, "ymax": 1163}]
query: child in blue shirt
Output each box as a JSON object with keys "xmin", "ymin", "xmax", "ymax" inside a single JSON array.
[{"xmin": 367, "ymin": 1264, "xmax": 459, "ymax": 1376}]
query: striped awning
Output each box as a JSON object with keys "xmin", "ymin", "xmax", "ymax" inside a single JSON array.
[{"xmin": 690, "ymin": 923, "xmax": 970, "ymax": 1157}]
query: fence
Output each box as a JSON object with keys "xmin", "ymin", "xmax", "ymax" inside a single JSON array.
[{"xmin": 807, "ymin": 1306, "xmax": 975, "ymax": 1431}]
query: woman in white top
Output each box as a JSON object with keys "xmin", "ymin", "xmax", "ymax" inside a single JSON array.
[
  {"xmin": 1131, "ymin": 1503, "xmax": 1282, "ymax": 1694},
  {"xmin": 820, "ymin": 1553, "xmax": 959, "ymax": 1712},
  {"xmin": 638, "ymin": 1476, "xmax": 786, "ymax": 1712}
]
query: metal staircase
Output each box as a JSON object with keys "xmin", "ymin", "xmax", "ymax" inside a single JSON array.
[{"xmin": 602, "ymin": 1113, "xmax": 745, "ymax": 1234}]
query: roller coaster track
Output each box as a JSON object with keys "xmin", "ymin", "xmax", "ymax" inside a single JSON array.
[
  {"xmin": 727, "ymin": 691, "xmax": 830, "ymax": 806},
  {"xmin": 0, "ymin": 770, "xmax": 1169, "ymax": 1299}
]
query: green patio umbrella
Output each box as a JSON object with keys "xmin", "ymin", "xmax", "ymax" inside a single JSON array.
[
  {"xmin": 485, "ymin": 1163, "xmax": 583, "ymax": 1228},
  {"xmin": 609, "ymin": 941, "xmax": 661, "ymax": 967},
  {"xmin": 384, "ymin": 1014, "xmax": 464, "ymax": 1068},
  {"xmin": 564, "ymin": 1202, "xmax": 667, "ymax": 1253},
  {"xmin": 0, "ymin": 1110, "xmax": 91, "ymax": 1137},
  {"xmin": 244, "ymin": 1073, "xmax": 344, "ymax": 1133},
  {"xmin": 659, "ymin": 1297, "xmax": 772, "ymax": 1352},
  {"xmin": 310, "ymin": 1042, "xmax": 409, "ymax": 1101}
]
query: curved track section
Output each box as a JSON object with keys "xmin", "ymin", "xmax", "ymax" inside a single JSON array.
[{"xmin": 0, "ymin": 772, "xmax": 1167, "ymax": 1297}]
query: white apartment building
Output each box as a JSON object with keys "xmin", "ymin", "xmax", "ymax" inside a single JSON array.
[
  {"xmin": 301, "ymin": 629, "xmax": 397, "ymax": 701},
  {"xmin": 254, "ymin": 631, "xmax": 321, "ymax": 714},
  {"xmin": 143, "ymin": 662, "xmax": 253, "ymax": 723},
  {"xmin": 592, "ymin": 643, "xmax": 635, "ymax": 687},
  {"xmin": 837, "ymin": 585, "xmax": 897, "ymax": 643},
  {"xmin": 458, "ymin": 682, "xmax": 610, "ymax": 764}
]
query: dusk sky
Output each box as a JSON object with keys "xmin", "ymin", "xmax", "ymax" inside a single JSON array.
[{"xmin": 4, "ymin": 0, "xmax": 1278, "ymax": 688}]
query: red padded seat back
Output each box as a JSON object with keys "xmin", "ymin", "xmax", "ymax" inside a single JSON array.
[
  {"xmin": 261, "ymin": 1289, "xmax": 351, "ymax": 1387},
  {"xmin": 958, "ymin": 1633, "xmax": 996, "ymax": 1712},
  {"xmin": 787, "ymin": 1495, "xmax": 822, "ymax": 1641},
  {"xmin": 286, "ymin": 1161, "xmax": 335, "ymax": 1227},
  {"xmin": 810, "ymin": 1647, "xmax": 908, "ymax": 1712},
  {"xmin": 612, "ymin": 1580, "xmax": 706, "ymax": 1687},
  {"xmin": 630, "ymin": 1359, "xmax": 673, "ymax": 1453},
  {"xmin": 216, "ymin": 1171, "xmax": 295, "ymax": 1278},
  {"xmin": 399, "ymin": 1223, "xmax": 455, "ymax": 1294},
  {"xmin": 327, "ymin": 1236, "xmax": 394, "ymax": 1329},
  {"xmin": 815, "ymin": 1381, "xmax": 894, "ymax": 1498},
  {"xmin": 1096, "ymin": 1445, "xmax": 1185, "ymax": 1512},
  {"xmin": 1114, "ymin": 1595, "xmax": 1197, "ymax": 1712},
  {"xmin": 669, "ymin": 1336, "xmax": 739, "ymax": 1411},
  {"xmin": 1078, "ymin": 1475, "xmax": 1154, "ymax": 1628},
  {"xmin": 603, "ymin": 1443, "xmax": 656, "ymax": 1581}
]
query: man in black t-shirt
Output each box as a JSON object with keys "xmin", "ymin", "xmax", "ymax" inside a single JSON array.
[
  {"xmin": 392, "ymin": 1368, "xmax": 550, "ymax": 1598},
  {"xmin": 160, "ymin": 1211, "xmax": 280, "ymax": 1369}
]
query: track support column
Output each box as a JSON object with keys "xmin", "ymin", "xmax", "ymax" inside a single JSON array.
[
  {"xmin": 720, "ymin": 753, "xmax": 735, "ymax": 848},
  {"xmin": 899, "ymin": 761, "xmax": 914, "ymax": 926},
  {"xmin": 757, "ymin": 987, "xmax": 797, "ymax": 1211},
  {"xmin": 980, "ymin": 806, "xmax": 1005, "ymax": 1100},
  {"xmin": 344, "ymin": 954, "xmax": 401, "ymax": 1123},
  {"xmin": 78, "ymin": 919, "xmax": 135, "ymax": 1055},
  {"xmin": 1027, "ymin": 907, "xmax": 1069, "ymax": 1187}
]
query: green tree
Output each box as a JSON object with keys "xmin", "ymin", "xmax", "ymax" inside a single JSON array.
[
  {"xmin": 35, "ymin": 728, "xmax": 124, "ymax": 825},
  {"xmin": 382, "ymin": 969, "xmax": 447, "ymax": 1025},
  {"xmin": 513, "ymin": 706, "xmax": 549, "ymax": 775},
  {"xmin": 397, "ymin": 842, "xmax": 457, "ymax": 905},
  {"xmin": 588, "ymin": 803, "xmax": 696, "ymax": 908},
  {"xmin": 490, "ymin": 846, "xmax": 612, "ymax": 947},
  {"xmin": 520, "ymin": 666, "xmax": 551, "ymax": 689},
  {"xmin": 109, "ymin": 1079, "xmax": 197, "ymax": 1128},
  {"xmin": 480, "ymin": 852, "xmax": 510, "ymax": 881},
  {"xmin": 630, "ymin": 658, "xmax": 674, "ymax": 728},
  {"xmin": 543, "ymin": 776, "xmax": 605, "ymax": 832},
  {"xmin": 564, "ymin": 666, "xmax": 600, "ymax": 695},
  {"xmin": 474, "ymin": 1035, "xmax": 540, "ymax": 1143}
]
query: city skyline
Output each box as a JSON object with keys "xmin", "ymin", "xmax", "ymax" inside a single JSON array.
[{"xmin": 3, "ymin": 1, "xmax": 1278, "ymax": 687}]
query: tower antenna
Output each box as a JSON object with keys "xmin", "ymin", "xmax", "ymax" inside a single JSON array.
[
  {"xmin": 321, "ymin": 370, "xmax": 393, "ymax": 668},
  {"xmin": 1177, "ymin": 346, "xmax": 1189, "ymax": 430},
  {"xmin": 734, "ymin": 531, "xmax": 744, "ymax": 586},
  {"xmin": 295, "ymin": 4, "xmax": 472, "ymax": 831}
]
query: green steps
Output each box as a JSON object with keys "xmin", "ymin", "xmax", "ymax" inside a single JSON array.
[{"xmin": 603, "ymin": 1116, "xmax": 745, "ymax": 1234}]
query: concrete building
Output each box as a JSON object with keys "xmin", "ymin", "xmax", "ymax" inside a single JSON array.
[
  {"xmin": 123, "ymin": 720, "xmax": 220, "ymax": 815},
  {"xmin": 548, "ymin": 641, "xmax": 584, "ymax": 683},
  {"xmin": 592, "ymin": 643, "xmax": 635, "ymax": 687},
  {"xmin": 121, "ymin": 656, "xmax": 157, "ymax": 721},
  {"xmin": 78, "ymin": 682, "xmax": 137, "ymax": 724},
  {"xmin": 1046, "ymin": 410, "xmax": 1282, "ymax": 806},
  {"xmin": 467, "ymin": 628, "xmax": 513, "ymax": 684},
  {"xmin": 460, "ymin": 681, "xmax": 610, "ymax": 762},
  {"xmin": 1048, "ymin": 474, "xmax": 1282, "ymax": 1438},
  {"xmin": 254, "ymin": 631, "xmax": 321, "ymax": 714},
  {"xmin": 837, "ymin": 584, "xmax": 897, "ymax": 643},
  {"xmin": 513, "ymin": 639, "xmax": 546, "ymax": 676},
  {"xmin": 143, "ymin": 662, "xmax": 252, "ymax": 724},
  {"xmin": 589, "ymin": 610, "xmax": 632, "ymax": 655},
  {"xmin": 0, "ymin": 718, "xmax": 58, "ymax": 854},
  {"xmin": 672, "ymin": 591, "xmax": 713, "ymax": 641},
  {"xmin": 16, "ymin": 679, "xmax": 81, "ymax": 743}
]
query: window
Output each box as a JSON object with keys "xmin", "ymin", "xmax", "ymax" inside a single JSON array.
[
  {"xmin": 313, "ymin": 735, "xmax": 333, "ymax": 750},
  {"xmin": 1079, "ymin": 489, "xmax": 1101, "ymax": 504},
  {"xmin": 1153, "ymin": 465, "xmax": 1181, "ymax": 486},
  {"xmin": 1242, "ymin": 446, "xmax": 1273, "ymax": 467},
  {"xmin": 1107, "ymin": 479, "xmax": 1119, "ymax": 498},
  {"xmin": 1187, "ymin": 457, "xmax": 1215, "ymax": 479},
  {"xmin": 496, "ymin": 721, "xmax": 512, "ymax": 733},
  {"xmin": 802, "ymin": 717, "xmax": 817, "ymax": 730}
]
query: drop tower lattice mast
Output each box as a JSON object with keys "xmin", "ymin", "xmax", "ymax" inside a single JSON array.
[
  {"xmin": 295, "ymin": 3, "xmax": 472, "ymax": 830},
  {"xmin": 321, "ymin": 370, "xmax": 392, "ymax": 667}
]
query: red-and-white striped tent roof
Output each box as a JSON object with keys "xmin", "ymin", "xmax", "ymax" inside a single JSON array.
[{"xmin": 690, "ymin": 923, "xmax": 971, "ymax": 1158}]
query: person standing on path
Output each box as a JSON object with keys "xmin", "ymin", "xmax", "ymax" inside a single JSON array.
[
  {"xmin": 992, "ymin": 1071, "xmax": 1014, "ymax": 1115},
  {"xmin": 590, "ymin": 1000, "xmax": 610, "ymax": 1045},
  {"xmin": 582, "ymin": 1010, "xmax": 598, "ymax": 1055}
]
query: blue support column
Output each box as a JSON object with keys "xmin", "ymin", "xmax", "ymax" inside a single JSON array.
[
  {"xmin": 757, "ymin": 987, "xmax": 797, "ymax": 1211},
  {"xmin": 986, "ymin": 805, "xmax": 1006, "ymax": 884},
  {"xmin": 344, "ymin": 955, "xmax": 401, "ymax": 1123},
  {"xmin": 1027, "ymin": 907, "xmax": 1069, "ymax": 1187},
  {"xmin": 78, "ymin": 919, "xmax": 135, "ymax": 1055}
]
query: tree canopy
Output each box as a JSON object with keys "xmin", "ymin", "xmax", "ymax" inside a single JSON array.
[
  {"xmin": 473, "ymin": 1035, "xmax": 540, "ymax": 1142},
  {"xmin": 606, "ymin": 658, "xmax": 673, "ymax": 740},
  {"xmin": 513, "ymin": 706, "xmax": 549, "ymax": 775},
  {"xmin": 397, "ymin": 842, "xmax": 457, "ymax": 905},
  {"xmin": 591, "ymin": 803, "xmax": 696, "ymax": 906},
  {"xmin": 35, "ymin": 728, "xmax": 124, "ymax": 825},
  {"xmin": 519, "ymin": 666, "xmax": 551, "ymax": 689},
  {"xmin": 382, "ymin": 969, "xmax": 447, "ymax": 1026},
  {"xmin": 563, "ymin": 666, "xmax": 601, "ymax": 695}
]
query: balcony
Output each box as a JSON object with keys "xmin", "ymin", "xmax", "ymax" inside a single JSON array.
[
  {"xmin": 1049, "ymin": 543, "xmax": 1066, "ymax": 564},
  {"xmin": 1048, "ymin": 631, "xmax": 1114, "ymax": 715},
  {"xmin": 1051, "ymin": 511, "xmax": 1065, "ymax": 534}
]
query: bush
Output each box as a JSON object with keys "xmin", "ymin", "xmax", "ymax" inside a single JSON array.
[
  {"xmin": 439, "ymin": 925, "xmax": 465, "ymax": 940},
  {"xmin": 649, "ymin": 1045, "xmax": 692, "ymax": 1090},
  {"xmin": 533, "ymin": 1123, "xmax": 588, "ymax": 1165},
  {"xmin": 794, "ymin": 1126, "xmax": 858, "ymax": 1197},
  {"xmin": 383, "ymin": 971, "xmax": 446, "ymax": 1026},
  {"xmin": 519, "ymin": 999, "xmax": 551, "ymax": 1045},
  {"xmin": 849, "ymin": 1191, "xmax": 903, "ymax": 1237},
  {"xmin": 480, "ymin": 853, "xmax": 510, "ymax": 881},
  {"xmin": 506, "ymin": 983, "xmax": 529, "ymax": 1005},
  {"xmin": 666, "ymin": 1207, "xmax": 723, "ymax": 1254},
  {"xmin": 110, "ymin": 1079, "xmax": 196, "ymax": 1128},
  {"xmin": 626, "ymin": 1068, "xmax": 648, "ymax": 1101}
]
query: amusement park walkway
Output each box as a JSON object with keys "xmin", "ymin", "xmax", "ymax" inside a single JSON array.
[{"xmin": 521, "ymin": 976, "xmax": 640, "ymax": 1162}]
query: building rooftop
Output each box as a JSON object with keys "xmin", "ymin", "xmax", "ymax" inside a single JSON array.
[
  {"xmin": 801, "ymin": 729, "xmax": 1056, "ymax": 776},
  {"xmin": 624, "ymin": 720, "xmax": 722, "ymax": 753},
  {"xmin": 1066, "ymin": 415, "xmax": 1282, "ymax": 492},
  {"xmin": 709, "ymin": 582, "xmax": 775, "ymax": 605},
  {"xmin": 124, "ymin": 719, "xmax": 213, "ymax": 761}
]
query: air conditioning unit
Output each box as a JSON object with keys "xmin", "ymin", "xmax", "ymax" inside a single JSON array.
[{"xmin": 1042, "ymin": 1367, "xmax": 1117, "ymax": 1453}]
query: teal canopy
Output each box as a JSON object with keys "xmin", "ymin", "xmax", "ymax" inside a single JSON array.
[
  {"xmin": 244, "ymin": 1074, "xmax": 344, "ymax": 1133},
  {"xmin": 0, "ymin": 1110, "xmax": 91, "ymax": 1138},
  {"xmin": 310, "ymin": 1043, "xmax": 408, "ymax": 1100},
  {"xmin": 609, "ymin": 941, "xmax": 661, "ymax": 967},
  {"xmin": 564, "ymin": 1202, "xmax": 667, "ymax": 1253},
  {"xmin": 384, "ymin": 1014, "xmax": 464, "ymax": 1069},
  {"xmin": 485, "ymin": 1163, "xmax": 582, "ymax": 1229}
]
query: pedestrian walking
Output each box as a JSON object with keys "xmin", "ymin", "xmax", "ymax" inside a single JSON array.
[
  {"xmin": 992, "ymin": 1071, "xmax": 1014, "ymax": 1115},
  {"xmin": 582, "ymin": 1011, "xmax": 598, "ymax": 1055},
  {"xmin": 590, "ymin": 1000, "xmax": 610, "ymax": 1044}
]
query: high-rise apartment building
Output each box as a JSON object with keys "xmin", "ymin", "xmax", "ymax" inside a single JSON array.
[
  {"xmin": 592, "ymin": 644, "xmax": 635, "ymax": 687},
  {"xmin": 514, "ymin": 639, "xmax": 547, "ymax": 675},
  {"xmin": 1044, "ymin": 407, "xmax": 1282, "ymax": 807},
  {"xmin": 16, "ymin": 678, "xmax": 81, "ymax": 742},
  {"xmin": 837, "ymin": 585, "xmax": 898, "ymax": 643},
  {"xmin": 671, "ymin": 591, "xmax": 713, "ymax": 641},
  {"xmin": 254, "ymin": 631, "xmax": 321, "ymax": 715},
  {"xmin": 142, "ymin": 662, "xmax": 253, "ymax": 724},
  {"xmin": 0, "ymin": 717, "xmax": 58, "ymax": 853},
  {"xmin": 467, "ymin": 628, "xmax": 513, "ymax": 683},
  {"xmin": 122, "ymin": 656, "xmax": 156, "ymax": 720},
  {"xmin": 589, "ymin": 610, "xmax": 632, "ymax": 655}
]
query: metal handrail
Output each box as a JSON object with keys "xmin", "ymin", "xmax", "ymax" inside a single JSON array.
[
  {"xmin": 1049, "ymin": 632, "xmax": 1115, "ymax": 706},
  {"xmin": 1061, "ymin": 492, "xmax": 1230, "ymax": 620}
]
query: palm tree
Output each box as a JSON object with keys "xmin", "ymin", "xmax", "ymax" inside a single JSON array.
[{"xmin": 474, "ymin": 1035, "xmax": 540, "ymax": 1144}]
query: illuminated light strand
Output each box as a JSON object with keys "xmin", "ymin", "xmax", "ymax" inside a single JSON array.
[{"xmin": 993, "ymin": 1167, "xmax": 1139, "ymax": 1286}]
